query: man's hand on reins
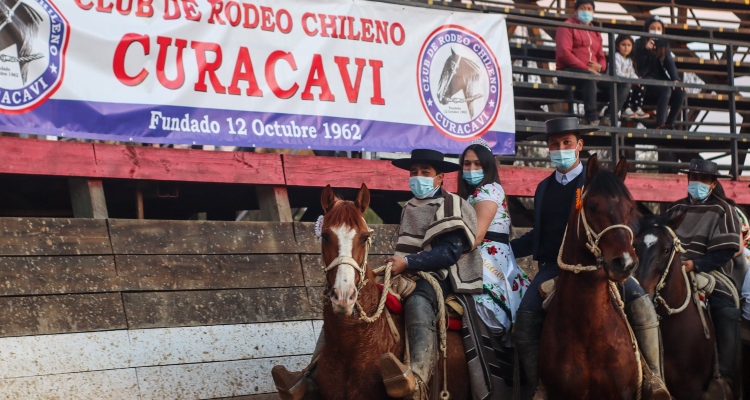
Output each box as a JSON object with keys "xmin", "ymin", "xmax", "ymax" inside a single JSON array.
[
  {"xmin": 681, "ymin": 259, "xmax": 695, "ymax": 273},
  {"xmin": 386, "ymin": 256, "xmax": 408, "ymax": 274}
]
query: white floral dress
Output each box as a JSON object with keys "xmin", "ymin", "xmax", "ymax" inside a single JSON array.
[{"xmin": 468, "ymin": 183, "xmax": 530, "ymax": 340}]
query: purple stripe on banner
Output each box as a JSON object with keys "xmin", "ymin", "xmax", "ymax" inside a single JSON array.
[{"xmin": 0, "ymin": 99, "xmax": 515, "ymax": 154}]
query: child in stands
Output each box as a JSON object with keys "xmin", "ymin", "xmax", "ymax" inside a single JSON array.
[{"xmin": 615, "ymin": 34, "xmax": 648, "ymax": 119}]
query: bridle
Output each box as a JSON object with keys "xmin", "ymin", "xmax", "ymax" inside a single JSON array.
[
  {"xmin": 559, "ymin": 187, "xmax": 635, "ymax": 273},
  {"xmin": 439, "ymin": 54, "xmax": 483, "ymax": 104},
  {"xmin": 649, "ymin": 225, "xmax": 690, "ymax": 315}
]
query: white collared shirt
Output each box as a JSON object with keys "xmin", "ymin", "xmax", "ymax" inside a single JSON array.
[{"xmin": 555, "ymin": 162, "xmax": 583, "ymax": 186}]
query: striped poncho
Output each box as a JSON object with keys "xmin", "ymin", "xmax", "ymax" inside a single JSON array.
[{"xmin": 395, "ymin": 188, "xmax": 483, "ymax": 294}]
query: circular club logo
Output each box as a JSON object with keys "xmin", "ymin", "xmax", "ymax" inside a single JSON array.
[
  {"xmin": 418, "ymin": 25, "xmax": 501, "ymax": 140},
  {"xmin": 0, "ymin": 0, "xmax": 68, "ymax": 114}
]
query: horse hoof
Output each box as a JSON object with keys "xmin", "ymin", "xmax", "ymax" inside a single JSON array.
[
  {"xmin": 272, "ymin": 365, "xmax": 307, "ymax": 400},
  {"xmin": 380, "ymin": 352, "xmax": 416, "ymax": 398}
]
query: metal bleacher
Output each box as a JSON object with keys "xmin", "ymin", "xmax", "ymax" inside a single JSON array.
[{"xmin": 392, "ymin": 0, "xmax": 750, "ymax": 177}]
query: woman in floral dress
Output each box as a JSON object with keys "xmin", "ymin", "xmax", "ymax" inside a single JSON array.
[{"xmin": 459, "ymin": 139, "xmax": 530, "ymax": 343}]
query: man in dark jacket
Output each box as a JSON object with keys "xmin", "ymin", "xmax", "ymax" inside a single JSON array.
[
  {"xmin": 512, "ymin": 117, "xmax": 670, "ymax": 399},
  {"xmin": 634, "ymin": 16, "xmax": 686, "ymax": 129}
]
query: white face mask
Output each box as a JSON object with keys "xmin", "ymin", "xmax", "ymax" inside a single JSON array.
[{"xmin": 649, "ymin": 29, "xmax": 662, "ymax": 35}]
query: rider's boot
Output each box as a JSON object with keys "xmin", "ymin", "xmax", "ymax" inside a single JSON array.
[
  {"xmin": 272, "ymin": 332, "xmax": 325, "ymax": 400},
  {"xmin": 380, "ymin": 294, "xmax": 436, "ymax": 400},
  {"xmin": 513, "ymin": 311, "xmax": 545, "ymax": 395},
  {"xmin": 714, "ymin": 306, "xmax": 742, "ymax": 400},
  {"xmin": 625, "ymin": 295, "xmax": 671, "ymax": 400}
]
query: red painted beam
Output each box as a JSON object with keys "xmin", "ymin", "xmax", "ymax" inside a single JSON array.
[{"xmin": 0, "ymin": 137, "xmax": 284, "ymax": 185}]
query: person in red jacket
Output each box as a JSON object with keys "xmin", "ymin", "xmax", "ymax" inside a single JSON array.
[{"xmin": 555, "ymin": 0, "xmax": 607, "ymax": 126}]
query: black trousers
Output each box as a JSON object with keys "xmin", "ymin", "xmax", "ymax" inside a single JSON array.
[
  {"xmin": 643, "ymin": 84, "xmax": 686, "ymax": 126},
  {"xmin": 558, "ymin": 68, "xmax": 599, "ymax": 121}
]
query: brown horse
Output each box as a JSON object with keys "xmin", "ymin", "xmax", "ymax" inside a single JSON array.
[
  {"xmin": 314, "ymin": 184, "xmax": 469, "ymax": 400},
  {"xmin": 634, "ymin": 214, "xmax": 722, "ymax": 400},
  {"xmin": 540, "ymin": 155, "xmax": 643, "ymax": 399}
]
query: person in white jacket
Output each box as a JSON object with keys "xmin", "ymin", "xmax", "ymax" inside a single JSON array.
[{"xmin": 614, "ymin": 34, "xmax": 649, "ymax": 119}]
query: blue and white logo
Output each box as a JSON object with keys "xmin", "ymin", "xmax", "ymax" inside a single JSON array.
[
  {"xmin": 0, "ymin": 0, "xmax": 68, "ymax": 113},
  {"xmin": 418, "ymin": 25, "xmax": 502, "ymax": 140}
]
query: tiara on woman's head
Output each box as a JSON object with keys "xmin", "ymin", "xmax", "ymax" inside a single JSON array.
[{"xmin": 470, "ymin": 138, "xmax": 493, "ymax": 153}]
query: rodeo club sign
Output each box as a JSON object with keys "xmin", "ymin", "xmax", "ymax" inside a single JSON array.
[{"xmin": 0, "ymin": 0, "xmax": 514, "ymax": 154}]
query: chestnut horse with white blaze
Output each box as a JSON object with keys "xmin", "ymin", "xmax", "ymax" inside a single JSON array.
[
  {"xmin": 540, "ymin": 156, "xmax": 645, "ymax": 399},
  {"xmin": 313, "ymin": 184, "xmax": 469, "ymax": 400}
]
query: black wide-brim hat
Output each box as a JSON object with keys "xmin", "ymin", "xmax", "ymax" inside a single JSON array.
[
  {"xmin": 391, "ymin": 149, "xmax": 461, "ymax": 173},
  {"xmin": 679, "ymin": 158, "xmax": 731, "ymax": 178},
  {"xmin": 527, "ymin": 117, "xmax": 599, "ymax": 141}
]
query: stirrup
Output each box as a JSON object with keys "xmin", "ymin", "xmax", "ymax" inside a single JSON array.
[
  {"xmin": 380, "ymin": 352, "xmax": 416, "ymax": 398},
  {"xmin": 272, "ymin": 365, "xmax": 308, "ymax": 400},
  {"xmin": 644, "ymin": 374, "xmax": 670, "ymax": 400}
]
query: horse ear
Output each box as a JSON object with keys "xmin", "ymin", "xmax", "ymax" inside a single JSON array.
[
  {"xmin": 667, "ymin": 211, "xmax": 687, "ymax": 231},
  {"xmin": 451, "ymin": 47, "xmax": 456, "ymax": 56},
  {"xmin": 355, "ymin": 183, "xmax": 370, "ymax": 214},
  {"xmin": 585, "ymin": 153, "xmax": 599, "ymax": 184},
  {"xmin": 615, "ymin": 157, "xmax": 628, "ymax": 182},
  {"xmin": 321, "ymin": 185, "xmax": 337, "ymax": 213}
]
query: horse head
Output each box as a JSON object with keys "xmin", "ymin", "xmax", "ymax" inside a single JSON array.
[
  {"xmin": 436, "ymin": 48, "xmax": 460, "ymax": 104},
  {"xmin": 634, "ymin": 213, "xmax": 687, "ymax": 298},
  {"xmin": 320, "ymin": 183, "xmax": 371, "ymax": 316},
  {"xmin": 579, "ymin": 154, "xmax": 641, "ymax": 282}
]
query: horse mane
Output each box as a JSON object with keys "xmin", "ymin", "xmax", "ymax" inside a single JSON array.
[
  {"xmin": 586, "ymin": 169, "xmax": 633, "ymax": 202},
  {"xmin": 325, "ymin": 200, "xmax": 367, "ymax": 231},
  {"xmin": 2, "ymin": 1, "xmax": 43, "ymax": 83},
  {"xmin": 640, "ymin": 214, "xmax": 670, "ymax": 229}
]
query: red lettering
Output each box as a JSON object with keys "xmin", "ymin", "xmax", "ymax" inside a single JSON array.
[
  {"xmin": 96, "ymin": 0, "xmax": 113, "ymax": 13},
  {"xmin": 301, "ymin": 54, "xmax": 334, "ymax": 102},
  {"xmin": 228, "ymin": 47, "xmax": 263, "ymax": 97},
  {"xmin": 318, "ymin": 14, "xmax": 337, "ymax": 38},
  {"xmin": 276, "ymin": 9, "xmax": 292, "ymax": 34},
  {"xmin": 346, "ymin": 17, "xmax": 360, "ymax": 40},
  {"xmin": 156, "ymin": 36, "xmax": 187, "ymax": 89},
  {"xmin": 207, "ymin": 0, "xmax": 225, "ymax": 24},
  {"xmin": 338, "ymin": 15, "xmax": 346, "ymax": 40},
  {"xmin": 391, "ymin": 23, "xmax": 405, "ymax": 46},
  {"xmin": 113, "ymin": 33, "xmax": 149, "ymax": 86},
  {"xmin": 302, "ymin": 12, "xmax": 318, "ymax": 36},
  {"xmin": 265, "ymin": 51, "xmax": 298, "ymax": 99},
  {"xmin": 334, "ymin": 56, "xmax": 366, "ymax": 103},
  {"xmin": 361, "ymin": 19, "xmax": 374, "ymax": 42},
  {"xmin": 369, "ymin": 59, "xmax": 385, "ymax": 105},
  {"xmin": 163, "ymin": 0, "xmax": 180, "ymax": 20},
  {"xmin": 192, "ymin": 41, "xmax": 226, "ymax": 93},
  {"xmin": 74, "ymin": 0, "xmax": 93, "ymax": 10},
  {"xmin": 242, "ymin": 3, "xmax": 259, "ymax": 28},
  {"xmin": 182, "ymin": 0, "xmax": 201, "ymax": 21},
  {"xmin": 375, "ymin": 20, "xmax": 388, "ymax": 44},
  {"xmin": 260, "ymin": 6, "xmax": 274, "ymax": 31},
  {"xmin": 225, "ymin": 1, "xmax": 241, "ymax": 26},
  {"xmin": 115, "ymin": 0, "xmax": 132, "ymax": 15},
  {"xmin": 136, "ymin": 0, "xmax": 153, "ymax": 17}
]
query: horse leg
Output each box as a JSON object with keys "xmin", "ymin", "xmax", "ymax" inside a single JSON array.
[{"xmin": 443, "ymin": 332, "xmax": 469, "ymax": 400}]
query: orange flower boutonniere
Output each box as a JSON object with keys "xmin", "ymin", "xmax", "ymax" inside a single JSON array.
[{"xmin": 575, "ymin": 188, "xmax": 583, "ymax": 211}]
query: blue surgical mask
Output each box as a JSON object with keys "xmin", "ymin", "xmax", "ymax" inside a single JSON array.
[
  {"xmin": 550, "ymin": 149, "xmax": 578, "ymax": 171},
  {"xmin": 410, "ymin": 176, "xmax": 436, "ymax": 199},
  {"xmin": 688, "ymin": 181, "xmax": 712, "ymax": 201},
  {"xmin": 462, "ymin": 170, "xmax": 484, "ymax": 186},
  {"xmin": 577, "ymin": 11, "xmax": 594, "ymax": 24}
]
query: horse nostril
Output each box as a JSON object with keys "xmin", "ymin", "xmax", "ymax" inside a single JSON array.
[{"xmin": 331, "ymin": 289, "xmax": 340, "ymax": 301}]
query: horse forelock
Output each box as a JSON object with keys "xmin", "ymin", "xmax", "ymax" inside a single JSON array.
[{"xmin": 324, "ymin": 200, "xmax": 367, "ymax": 232}]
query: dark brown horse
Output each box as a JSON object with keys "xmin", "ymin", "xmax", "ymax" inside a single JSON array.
[
  {"xmin": 314, "ymin": 184, "xmax": 469, "ymax": 400},
  {"xmin": 634, "ymin": 215, "xmax": 723, "ymax": 400},
  {"xmin": 540, "ymin": 155, "xmax": 643, "ymax": 399}
]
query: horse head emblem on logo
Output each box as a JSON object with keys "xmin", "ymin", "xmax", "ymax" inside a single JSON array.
[
  {"xmin": 436, "ymin": 48, "xmax": 484, "ymax": 118},
  {"xmin": 0, "ymin": 0, "xmax": 44, "ymax": 84}
]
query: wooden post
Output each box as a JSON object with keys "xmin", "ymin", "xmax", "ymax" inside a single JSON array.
[
  {"xmin": 256, "ymin": 185, "xmax": 293, "ymax": 222},
  {"xmin": 68, "ymin": 178, "xmax": 108, "ymax": 219},
  {"xmin": 136, "ymin": 183, "xmax": 144, "ymax": 219}
]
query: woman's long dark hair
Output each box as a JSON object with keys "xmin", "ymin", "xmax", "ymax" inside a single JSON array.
[
  {"xmin": 643, "ymin": 17, "xmax": 667, "ymax": 62},
  {"xmin": 458, "ymin": 144, "xmax": 501, "ymax": 199}
]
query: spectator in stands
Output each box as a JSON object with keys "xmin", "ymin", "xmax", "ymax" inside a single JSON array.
[
  {"xmin": 555, "ymin": 0, "xmax": 606, "ymax": 126},
  {"xmin": 614, "ymin": 34, "xmax": 649, "ymax": 119},
  {"xmin": 634, "ymin": 16, "xmax": 686, "ymax": 129}
]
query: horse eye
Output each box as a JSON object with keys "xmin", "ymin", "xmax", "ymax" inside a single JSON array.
[
  {"xmin": 361, "ymin": 235, "xmax": 371, "ymax": 243},
  {"xmin": 663, "ymin": 248, "xmax": 670, "ymax": 254},
  {"xmin": 321, "ymin": 233, "xmax": 330, "ymax": 242}
]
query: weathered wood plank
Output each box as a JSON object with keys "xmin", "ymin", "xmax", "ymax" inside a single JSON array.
[
  {"xmin": 257, "ymin": 186, "xmax": 293, "ymax": 222},
  {"xmin": 0, "ymin": 137, "xmax": 99, "ymax": 177},
  {"xmin": 0, "ymin": 330, "xmax": 132, "ymax": 379},
  {"xmin": 93, "ymin": 143, "xmax": 285, "ymax": 184},
  {"xmin": 0, "ymin": 369, "xmax": 139, "ymax": 400},
  {"xmin": 130, "ymin": 321, "xmax": 316, "ymax": 367},
  {"xmin": 68, "ymin": 178, "xmax": 109, "ymax": 219},
  {"xmin": 123, "ymin": 287, "xmax": 315, "ymax": 329},
  {"xmin": 0, "ymin": 218, "xmax": 112, "ymax": 256},
  {"xmin": 109, "ymin": 220, "xmax": 298, "ymax": 254},
  {"xmin": 116, "ymin": 254, "xmax": 304, "ymax": 291},
  {"xmin": 0, "ymin": 293, "xmax": 126, "ymax": 338},
  {"xmin": 136, "ymin": 356, "xmax": 308, "ymax": 400},
  {"xmin": 0, "ymin": 256, "xmax": 119, "ymax": 296},
  {"xmin": 282, "ymin": 155, "xmax": 460, "ymax": 192},
  {"xmin": 294, "ymin": 222, "xmax": 398, "ymax": 255},
  {"xmin": 301, "ymin": 254, "xmax": 390, "ymax": 287},
  {"xmin": 215, "ymin": 394, "xmax": 280, "ymax": 400},
  {"xmin": 307, "ymin": 287, "xmax": 324, "ymax": 319}
]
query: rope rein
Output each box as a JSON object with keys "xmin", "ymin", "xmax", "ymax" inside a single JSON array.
[{"xmin": 651, "ymin": 225, "xmax": 690, "ymax": 315}]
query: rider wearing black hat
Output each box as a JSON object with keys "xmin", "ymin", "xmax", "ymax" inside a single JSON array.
[
  {"xmin": 513, "ymin": 118, "xmax": 670, "ymax": 399},
  {"xmin": 667, "ymin": 159, "xmax": 742, "ymax": 398}
]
